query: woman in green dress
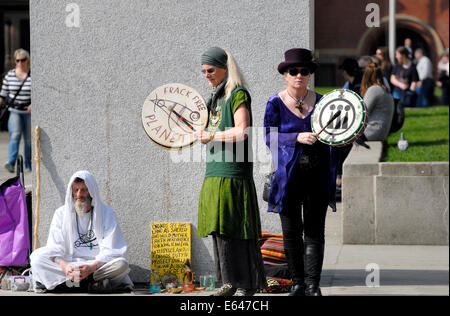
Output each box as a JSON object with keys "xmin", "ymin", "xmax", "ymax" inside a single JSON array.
[{"xmin": 194, "ymin": 47, "xmax": 266, "ymax": 296}]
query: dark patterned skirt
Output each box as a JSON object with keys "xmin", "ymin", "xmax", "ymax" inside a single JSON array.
[{"xmin": 212, "ymin": 234, "xmax": 267, "ymax": 290}]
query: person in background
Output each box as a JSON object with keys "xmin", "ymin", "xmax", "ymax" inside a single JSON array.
[
  {"xmin": 414, "ymin": 48, "xmax": 434, "ymax": 107},
  {"xmin": 375, "ymin": 47, "xmax": 393, "ymax": 80},
  {"xmin": 361, "ymin": 55, "xmax": 391, "ymax": 93},
  {"xmin": 358, "ymin": 55, "xmax": 372, "ymax": 69},
  {"xmin": 390, "ymin": 46, "xmax": 419, "ymax": 108},
  {"xmin": 436, "ymin": 51, "xmax": 449, "ymax": 105},
  {"xmin": 0, "ymin": 48, "xmax": 32, "ymax": 173},
  {"xmin": 404, "ymin": 38, "xmax": 413, "ymax": 60},
  {"xmin": 339, "ymin": 58, "xmax": 363, "ymax": 95},
  {"xmin": 360, "ymin": 63, "xmax": 395, "ymax": 141}
]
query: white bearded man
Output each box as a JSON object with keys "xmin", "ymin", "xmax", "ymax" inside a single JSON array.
[{"xmin": 30, "ymin": 171, "xmax": 133, "ymax": 293}]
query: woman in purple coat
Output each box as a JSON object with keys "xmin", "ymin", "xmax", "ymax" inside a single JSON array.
[{"xmin": 263, "ymin": 48, "xmax": 337, "ymax": 296}]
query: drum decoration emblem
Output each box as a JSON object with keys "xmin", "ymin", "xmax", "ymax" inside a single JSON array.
[
  {"xmin": 311, "ymin": 89, "xmax": 367, "ymax": 147},
  {"xmin": 141, "ymin": 83, "xmax": 209, "ymax": 150}
]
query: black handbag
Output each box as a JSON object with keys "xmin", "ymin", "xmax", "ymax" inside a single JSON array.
[
  {"xmin": 0, "ymin": 102, "xmax": 8, "ymax": 120},
  {"xmin": 390, "ymin": 100, "xmax": 405, "ymax": 133}
]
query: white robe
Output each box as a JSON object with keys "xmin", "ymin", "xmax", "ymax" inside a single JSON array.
[{"xmin": 30, "ymin": 170, "xmax": 133, "ymax": 290}]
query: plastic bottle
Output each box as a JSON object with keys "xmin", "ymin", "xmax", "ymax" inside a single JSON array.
[
  {"xmin": 149, "ymin": 267, "xmax": 161, "ymax": 293},
  {"xmin": 182, "ymin": 259, "xmax": 195, "ymax": 293}
]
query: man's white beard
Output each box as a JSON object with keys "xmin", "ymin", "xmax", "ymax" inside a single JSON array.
[{"xmin": 73, "ymin": 197, "xmax": 91, "ymax": 217}]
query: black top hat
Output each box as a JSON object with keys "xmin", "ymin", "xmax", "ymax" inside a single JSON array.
[{"xmin": 277, "ymin": 48, "xmax": 318, "ymax": 74}]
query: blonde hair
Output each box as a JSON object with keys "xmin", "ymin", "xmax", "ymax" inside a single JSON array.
[
  {"xmin": 224, "ymin": 50, "xmax": 247, "ymax": 100},
  {"xmin": 14, "ymin": 48, "xmax": 30, "ymax": 60}
]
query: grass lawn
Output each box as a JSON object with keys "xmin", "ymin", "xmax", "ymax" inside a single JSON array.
[
  {"xmin": 315, "ymin": 86, "xmax": 339, "ymax": 95},
  {"xmin": 385, "ymin": 106, "xmax": 449, "ymax": 162},
  {"xmin": 315, "ymin": 86, "xmax": 449, "ymax": 162}
]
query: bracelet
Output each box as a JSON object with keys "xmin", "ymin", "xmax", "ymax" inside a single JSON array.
[{"xmin": 209, "ymin": 131, "xmax": 215, "ymax": 142}]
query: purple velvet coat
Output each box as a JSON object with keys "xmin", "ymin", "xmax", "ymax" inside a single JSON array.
[{"xmin": 263, "ymin": 92, "xmax": 338, "ymax": 213}]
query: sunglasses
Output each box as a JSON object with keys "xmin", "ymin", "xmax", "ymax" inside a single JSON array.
[
  {"xmin": 288, "ymin": 68, "xmax": 310, "ymax": 76},
  {"xmin": 201, "ymin": 68, "xmax": 216, "ymax": 74},
  {"xmin": 16, "ymin": 58, "xmax": 27, "ymax": 63}
]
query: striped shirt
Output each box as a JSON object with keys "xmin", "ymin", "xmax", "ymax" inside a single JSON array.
[{"xmin": 0, "ymin": 69, "xmax": 31, "ymax": 113}]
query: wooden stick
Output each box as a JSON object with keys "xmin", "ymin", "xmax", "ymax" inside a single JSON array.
[
  {"xmin": 317, "ymin": 110, "xmax": 341, "ymax": 136},
  {"xmin": 33, "ymin": 126, "xmax": 41, "ymax": 251},
  {"xmin": 168, "ymin": 104, "xmax": 196, "ymax": 131}
]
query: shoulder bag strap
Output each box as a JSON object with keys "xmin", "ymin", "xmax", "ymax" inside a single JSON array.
[{"xmin": 10, "ymin": 71, "xmax": 30, "ymax": 104}]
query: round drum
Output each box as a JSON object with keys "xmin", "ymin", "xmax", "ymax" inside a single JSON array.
[
  {"xmin": 141, "ymin": 83, "xmax": 209, "ymax": 150},
  {"xmin": 311, "ymin": 89, "xmax": 368, "ymax": 147}
]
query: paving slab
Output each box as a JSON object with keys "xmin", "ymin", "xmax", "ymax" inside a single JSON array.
[
  {"xmin": 1, "ymin": 132, "xmax": 448, "ymax": 296},
  {"xmin": 1, "ymin": 203, "xmax": 448, "ymax": 296}
]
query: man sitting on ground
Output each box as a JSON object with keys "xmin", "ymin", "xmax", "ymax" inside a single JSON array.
[{"xmin": 30, "ymin": 170, "xmax": 133, "ymax": 293}]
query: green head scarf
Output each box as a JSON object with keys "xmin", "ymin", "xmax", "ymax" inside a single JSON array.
[{"xmin": 201, "ymin": 47, "xmax": 228, "ymax": 69}]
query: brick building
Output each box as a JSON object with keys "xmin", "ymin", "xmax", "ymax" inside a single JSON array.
[
  {"xmin": 1, "ymin": 1, "xmax": 449, "ymax": 87},
  {"xmin": 315, "ymin": 0, "xmax": 449, "ymax": 86}
]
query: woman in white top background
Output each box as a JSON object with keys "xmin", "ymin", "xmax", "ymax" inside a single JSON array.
[{"xmin": 0, "ymin": 48, "xmax": 32, "ymax": 173}]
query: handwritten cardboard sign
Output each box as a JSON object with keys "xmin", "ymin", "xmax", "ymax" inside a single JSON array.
[{"xmin": 151, "ymin": 222, "xmax": 191, "ymax": 281}]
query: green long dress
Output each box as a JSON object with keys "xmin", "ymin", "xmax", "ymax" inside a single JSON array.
[{"xmin": 196, "ymin": 86, "xmax": 262, "ymax": 240}]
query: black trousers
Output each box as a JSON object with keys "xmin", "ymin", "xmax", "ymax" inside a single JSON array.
[{"xmin": 279, "ymin": 155, "xmax": 329, "ymax": 285}]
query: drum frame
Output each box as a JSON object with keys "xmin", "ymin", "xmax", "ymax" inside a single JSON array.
[
  {"xmin": 141, "ymin": 83, "xmax": 208, "ymax": 150},
  {"xmin": 311, "ymin": 89, "xmax": 368, "ymax": 147}
]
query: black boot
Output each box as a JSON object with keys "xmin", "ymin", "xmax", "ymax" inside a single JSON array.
[
  {"xmin": 305, "ymin": 283, "xmax": 322, "ymax": 296},
  {"xmin": 304, "ymin": 241, "xmax": 324, "ymax": 296},
  {"xmin": 288, "ymin": 283, "xmax": 305, "ymax": 296},
  {"xmin": 284, "ymin": 245, "xmax": 305, "ymax": 296}
]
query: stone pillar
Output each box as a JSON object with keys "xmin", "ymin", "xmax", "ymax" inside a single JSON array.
[{"xmin": 30, "ymin": 0, "xmax": 314, "ymax": 282}]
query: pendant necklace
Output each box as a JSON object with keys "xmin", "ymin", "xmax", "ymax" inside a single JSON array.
[
  {"xmin": 287, "ymin": 89, "xmax": 309, "ymax": 114},
  {"xmin": 75, "ymin": 210, "xmax": 97, "ymax": 250},
  {"xmin": 209, "ymin": 85, "xmax": 223, "ymax": 127}
]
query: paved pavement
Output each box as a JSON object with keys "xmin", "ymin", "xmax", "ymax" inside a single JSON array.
[{"xmin": 0, "ymin": 131, "xmax": 448, "ymax": 296}]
